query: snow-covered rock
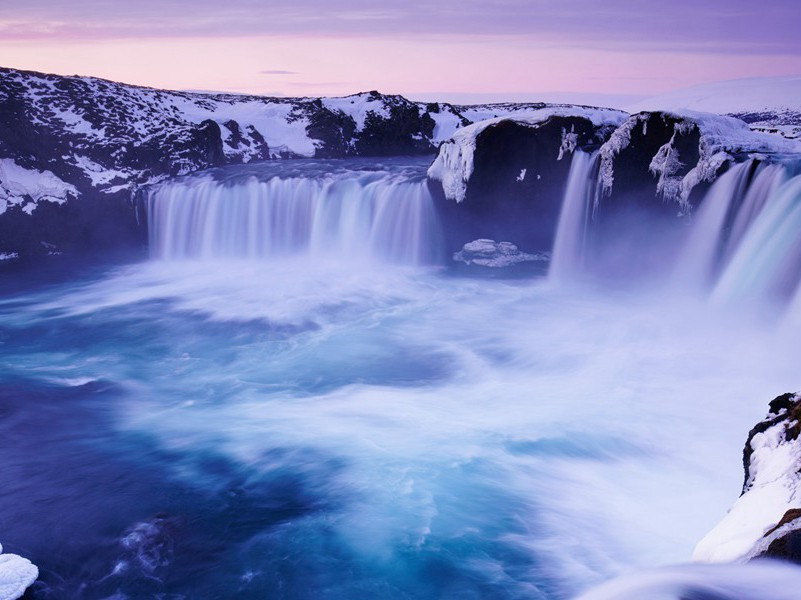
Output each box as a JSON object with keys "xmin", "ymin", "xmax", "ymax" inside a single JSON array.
[
  {"xmin": 427, "ymin": 107, "xmax": 626, "ymax": 256},
  {"xmin": 599, "ymin": 110, "xmax": 801, "ymax": 211},
  {"xmin": 0, "ymin": 66, "xmax": 546, "ymax": 261},
  {"xmin": 453, "ymin": 239, "xmax": 546, "ymax": 268},
  {"xmin": 695, "ymin": 393, "xmax": 801, "ymax": 564},
  {"xmin": 428, "ymin": 107, "xmax": 627, "ymax": 204},
  {"xmin": 0, "ymin": 543, "xmax": 38, "ymax": 600},
  {"xmin": 0, "ymin": 158, "xmax": 79, "ymax": 215}
]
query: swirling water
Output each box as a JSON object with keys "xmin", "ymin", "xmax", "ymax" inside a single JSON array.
[{"xmin": 1, "ymin": 158, "xmax": 801, "ymax": 599}]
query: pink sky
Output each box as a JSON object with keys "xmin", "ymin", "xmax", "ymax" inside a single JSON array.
[{"xmin": 2, "ymin": 0, "xmax": 799, "ymax": 103}]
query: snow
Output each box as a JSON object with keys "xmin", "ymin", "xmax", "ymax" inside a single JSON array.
[
  {"xmin": 694, "ymin": 395, "xmax": 801, "ymax": 563},
  {"xmin": 175, "ymin": 96, "xmax": 317, "ymax": 158},
  {"xmin": 0, "ymin": 159, "xmax": 79, "ymax": 215},
  {"xmin": 599, "ymin": 110, "xmax": 801, "ymax": 209},
  {"xmin": 322, "ymin": 93, "xmax": 390, "ymax": 131},
  {"xmin": 428, "ymin": 107, "xmax": 626, "ymax": 203},
  {"xmin": 627, "ymin": 76, "xmax": 801, "ymax": 116},
  {"xmin": 453, "ymin": 239, "xmax": 545, "ymax": 268},
  {"xmin": 427, "ymin": 107, "xmax": 464, "ymax": 144},
  {"xmin": 71, "ymin": 155, "xmax": 129, "ymax": 187},
  {"xmin": 0, "ymin": 543, "xmax": 38, "ymax": 600}
]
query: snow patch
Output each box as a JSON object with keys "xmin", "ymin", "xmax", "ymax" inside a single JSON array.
[
  {"xmin": 0, "ymin": 159, "xmax": 79, "ymax": 215},
  {"xmin": 0, "ymin": 543, "xmax": 38, "ymax": 600}
]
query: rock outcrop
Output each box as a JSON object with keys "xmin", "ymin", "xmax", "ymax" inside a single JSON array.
[
  {"xmin": 426, "ymin": 107, "xmax": 627, "ymax": 254},
  {"xmin": 694, "ymin": 393, "xmax": 801, "ymax": 564},
  {"xmin": 428, "ymin": 108, "xmax": 801, "ymax": 265},
  {"xmin": 0, "ymin": 67, "xmax": 547, "ymax": 262},
  {"xmin": 452, "ymin": 238, "xmax": 547, "ymax": 276}
]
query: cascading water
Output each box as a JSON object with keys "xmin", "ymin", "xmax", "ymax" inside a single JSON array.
[
  {"xmin": 549, "ymin": 150, "xmax": 600, "ymax": 282},
  {"xmin": 670, "ymin": 160, "xmax": 754, "ymax": 291},
  {"xmin": 549, "ymin": 151, "xmax": 801, "ymax": 314},
  {"xmin": 712, "ymin": 173, "xmax": 801, "ymax": 304},
  {"xmin": 6, "ymin": 151, "xmax": 801, "ymax": 599},
  {"xmin": 146, "ymin": 159, "xmax": 443, "ymax": 265}
]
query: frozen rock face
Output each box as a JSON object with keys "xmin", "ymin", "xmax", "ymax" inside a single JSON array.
[
  {"xmin": 0, "ymin": 543, "xmax": 38, "ymax": 600},
  {"xmin": 452, "ymin": 239, "xmax": 548, "ymax": 277},
  {"xmin": 598, "ymin": 110, "xmax": 799, "ymax": 214},
  {"xmin": 694, "ymin": 393, "xmax": 801, "ymax": 564},
  {"xmin": 429, "ymin": 107, "xmax": 801, "ymax": 277},
  {"xmin": 427, "ymin": 107, "xmax": 627, "ymax": 254},
  {"xmin": 0, "ymin": 67, "xmax": 547, "ymax": 262},
  {"xmin": 453, "ymin": 239, "xmax": 545, "ymax": 267}
]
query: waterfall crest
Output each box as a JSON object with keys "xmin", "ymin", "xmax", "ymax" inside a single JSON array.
[{"xmin": 147, "ymin": 166, "xmax": 443, "ymax": 265}]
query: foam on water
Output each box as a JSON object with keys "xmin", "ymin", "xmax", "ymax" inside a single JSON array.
[
  {"xmin": 4, "ymin": 156, "xmax": 801, "ymax": 597},
  {"xmin": 2, "ymin": 258, "xmax": 799, "ymax": 598}
]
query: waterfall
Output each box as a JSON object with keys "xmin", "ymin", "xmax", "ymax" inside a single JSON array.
[
  {"xmin": 549, "ymin": 150, "xmax": 600, "ymax": 282},
  {"xmin": 548, "ymin": 151, "xmax": 801, "ymax": 313},
  {"xmin": 147, "ymin": 168, "xmax": 442, "ymax": 265},
  {"xmin": 670, "ymin": 161, "xmax": 753, "ymax": 290},
  {"xmin": 712, "ymin": 173, "xmax": 801, "ymax": 304},
  {"xmin": 722, "ymin": 163, "xmax": 787, "ymax": 262}
]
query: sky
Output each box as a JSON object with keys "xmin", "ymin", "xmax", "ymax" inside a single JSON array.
[{"xmin": 1, "ymin": 0, "xmax": 800, "ymax": 104}]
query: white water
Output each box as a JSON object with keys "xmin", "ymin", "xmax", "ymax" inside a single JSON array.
[
  {"xmin": 147, "ymin": 164, "xmax": 442, "ymax": 265},
  {"xmin": 671, "ymin": 161, "xmax": 752, "ymax": 291},
  {"xmin": 577, "ymin": 561, "xmax": 801, "ymax": 600},
  {"xmin": 6, "ymin": 259, "xmax": 800, "ymax": 598},
  {"xmin": 550, "ymin": 155, "xmax": 801, "ymax": 317},
  {"xmin": 712, "ymin": 174, "xmax": 801, "ymax": 305},
  {"xmin": 549, "ymin": 151, "xmax": 600, "ymax": 283},
  {"xmin": 13, "ymin": 155, "xmax": 798, "ymax": 597}
]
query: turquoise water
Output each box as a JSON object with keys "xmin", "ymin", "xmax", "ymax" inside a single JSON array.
[
  {"xmin": 2, "ymin": 157, "xmax": 801, "ymax": 599},
  {"xmin": 1, "ymin": 256, "xmax": 799, "ymax": 599}
]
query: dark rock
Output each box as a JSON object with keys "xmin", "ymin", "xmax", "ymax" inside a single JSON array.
[{"xmin": 429, "ymin": 110, "xmax": 626, "ymax": 255}]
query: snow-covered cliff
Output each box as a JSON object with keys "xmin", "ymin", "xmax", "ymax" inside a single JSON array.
[
  {"xmin": 0, "ymin": 67, "xmax": 546, "ymax": 261},
  {"xmin": 695, "ymin": 393, "xmax": 801, "ymax": 565},
  {"xmin": 426, "ymin": 107, "xmax": 627, "ymax": 253},
  {"xmin": 598, "ymin": 110, "xmax": 801, "ymax": 211}
]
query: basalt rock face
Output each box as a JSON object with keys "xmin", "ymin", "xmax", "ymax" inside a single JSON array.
[
  {"xmin": 0, "ymin": 67, "xmax": 545, "ymax": 263},
  {"xmin": 428, "ymin": 108, "xmax": 801, "ymax": 268},
  {"xmin": 426, "ymin": 108, "xmax": 627, "ymax": 255},
  {"xmin": 694, "ymin": 393, "xmax": 801, "ymax": 565}
]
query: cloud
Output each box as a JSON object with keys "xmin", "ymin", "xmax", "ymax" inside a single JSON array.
[
  {"xmin": 0, "ymin": 0, "xmax": 799, "ymax": 56},
  {"xmin": 260, "ymin": 69, "xmax": 298, "ymax": 75}
]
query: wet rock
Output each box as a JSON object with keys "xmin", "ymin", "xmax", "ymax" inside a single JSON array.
[{"xmin": 452, "ymin": 239, "xmax": 548, "ymax": 277}]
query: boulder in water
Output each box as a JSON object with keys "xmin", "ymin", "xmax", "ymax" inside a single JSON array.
[
  {"xmin": 0, "ymin": 543, "xmax": 38, "ymax": 600},
  {"xmin": 452, "ymin": 239, "xmax": 547, "ymax": 276}
]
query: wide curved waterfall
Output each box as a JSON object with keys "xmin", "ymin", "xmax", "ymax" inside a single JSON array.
[
  {"xmin": 550, "ymin": 152, "xmax": 801, "ymax": 310},
  {"xmin": 147, "ymin": 159, "xmax": 443, "ymax": 265},
  {"xmin": 5, "ymin": 151, "xmax": 801, "ymax": 600}
]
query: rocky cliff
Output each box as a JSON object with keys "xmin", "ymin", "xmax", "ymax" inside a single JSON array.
[
  {"xmin": 695, "ymin": 392, "xmax": 801, "ymax": 564},
  {"xmin": 428, "ymin": 108, "xmax": 801, "ymax": 260},
  {"xmin": 0, "ymin": 67, "xmax": 546, "ymax": 262}
]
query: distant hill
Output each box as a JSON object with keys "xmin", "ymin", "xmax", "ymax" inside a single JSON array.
[{"xmin": 628, "ymin": 76, "xmax": 801, "ymax": 139}]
